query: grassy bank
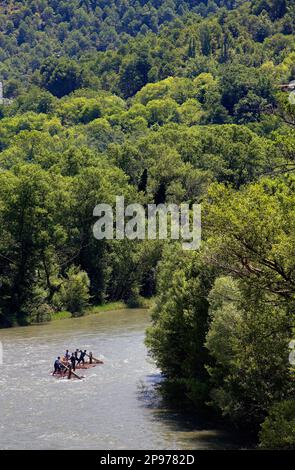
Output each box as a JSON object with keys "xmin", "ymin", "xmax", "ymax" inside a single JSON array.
[
  {"xmin": 86, "ymin": 301, "xmax": 127, "ymax": 315},
  {"xmin": 51, "ymin": 310, "xmax": 73, "ymax": 321},
  {"xmin": 51, "ymin": 301, "xmax": 127, "ymax": 321}
]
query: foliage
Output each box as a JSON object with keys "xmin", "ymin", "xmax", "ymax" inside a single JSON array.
[
  {"xmin": 259, "ymin": 400, "xmax": 295, "ymax": 449},
  {"xmin": 204, "ymin": 177, "xmax": 295, "ymax": 302},
  {"xmin": 146, "ymin": 246, "xmax": 214, "ymax": 404},
  {"xmin": 0, "ymin": 0, "xmax": 294, "ymax": 447},
  {"xmin": 206, "ymin": 276, "xmax": 293, "ymax": 427},
  {"xmin": 53, "ymin": 266, "xmax": 90, "ymax": 315},
  {"xmin": 40, "ymin": 58, "xmax": 86, "ymax": 98}
]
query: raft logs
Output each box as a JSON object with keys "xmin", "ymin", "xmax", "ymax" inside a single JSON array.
[{"xmin": 56, "ymin": 352, "xmax": 104, "ymax": 379}]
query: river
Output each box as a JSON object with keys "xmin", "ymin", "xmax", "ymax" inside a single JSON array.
[{"xmin": 0, "ymin": 308, "xmax": 245, "ymax": 450}]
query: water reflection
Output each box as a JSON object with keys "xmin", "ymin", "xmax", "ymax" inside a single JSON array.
[{"xmin": 136, "ymin": 372, "xmax": 250, "ymax": 450}]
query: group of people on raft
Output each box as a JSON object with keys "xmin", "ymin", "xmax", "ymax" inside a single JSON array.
[{"xmin": 53, "ymin": 349, "xmax": 93, "ymax": 376}]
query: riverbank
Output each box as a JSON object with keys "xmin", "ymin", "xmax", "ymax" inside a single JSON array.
[
  {"xmin": 0, "ymin": 299, "xmax": 154, "ymax": 329},
  {"xmin": 50, "ymin": 298, "xmax": 154, "ymax": 322},
  {"xmin": 51, "ymin": 301, "xmax": 128, "ymax": 321}
]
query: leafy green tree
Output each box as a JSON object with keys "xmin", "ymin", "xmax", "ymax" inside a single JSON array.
[
  {"xmin": 146, "ymin": 246, "xmax": 214, "ymax": 405},
  {"xmin": 220, "ymin": 64, "xmax": 274, "ymax": 118},
  {"xmin": 206, "ymin": 276, "xmax": 293, "ymax": 427},
  {"xmin": 40, "ymin": 58, "xmax": 85, "ymax": 98},
  {"xmin": 56, "ymin": 96, "xmax": 101, "ymax": 124},
  {"xmin": 11, "ymin": 87, "xmax": 57, "ymax": 114},
  {"xmin": 146, "ymin": 98, "xmax": 178, "ymax": 125},
  {"xmin": 118, "ymin": 50, "xmax": 151, "ymax": 98},
  {"xmin": 204, "ymin": 177, "xmax": 295, "ymax": 302},
  {"xmin": 0, "ymin": 165, "xmax": 70, "ymax": 325},
  {"xmin": 234, "ymin": 91, "xmax": 269, "ymax": 123},
  {"xmin": 54, "ymin": 266, "xmax": 90, "ymax": 315},
  {"xmin": 259, "ymin": 400, "xmax": 295, "ymax": 449}
]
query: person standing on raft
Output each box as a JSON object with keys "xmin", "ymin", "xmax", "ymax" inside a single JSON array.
[
  {"xmin": 70, "ymin": 352, "xmax": 76, "ymax": 371},
  {"xmin": 77, "ymin": 350, "xmax": 87, "ymax": 365},
  {"xmin": 74, "ymin": 349, "xmax": 79, "ymax": 362},
  {"xmin": 53, "ymin": 357, "xmax": 62, "ymax": 375}
]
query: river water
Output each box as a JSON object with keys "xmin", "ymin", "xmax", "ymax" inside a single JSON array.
[{"xmin": 0, "ymin": 308, "xmax": 245, "ymax": 450}]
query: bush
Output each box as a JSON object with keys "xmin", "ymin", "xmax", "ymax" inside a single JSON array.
[
  {"xmin": 54, "ymin": 267, "xmax": 90, "ymax": 315},
  {"xmin": 32, "ymin": 303, "xmax": 54, "ymax": 323},
  {"xmin": 259, "ymin": 400, "xmax": 295, "ymax": 449},
  {"xmin": 126, "ymin": 286, "xmax": 147, "ymax": 308},
  {"xmin": 22, "ymin": 286, "xmax": 53, "ymax": 324}
]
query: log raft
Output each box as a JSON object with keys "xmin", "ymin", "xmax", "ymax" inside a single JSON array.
[{"xmin": 52, "ymin": 352, "xmax": 104, "ymax": 379}]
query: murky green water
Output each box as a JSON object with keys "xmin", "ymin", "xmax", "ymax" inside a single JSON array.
[{"xmin": 0, "ymin": 309, "xmax": 245, "ymax": 449}]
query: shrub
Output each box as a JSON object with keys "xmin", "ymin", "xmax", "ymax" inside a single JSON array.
[
  {"xmin": 55, "ymin": 267, "xmax": 90, "ymax": 315},
  {"xmin": 126, "ymin": 287, "xmax": 147, "ymax": 308},
  {"xmin": 259, "ymin": 400, "xmax": 295, "ymax": 449},
  {"xmin": 32, "ymin": 303, "xmax": 54, "ymax": 323}
]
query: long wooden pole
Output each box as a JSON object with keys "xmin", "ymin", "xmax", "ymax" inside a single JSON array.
[{"xmin": 62, "ymin": 363, "xmax": 83, "ymax": 380}]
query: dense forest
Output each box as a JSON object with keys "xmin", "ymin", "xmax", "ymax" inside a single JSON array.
[{"xmin": 0, "ymin": 0, "xmax": 294, "ymax": 449}]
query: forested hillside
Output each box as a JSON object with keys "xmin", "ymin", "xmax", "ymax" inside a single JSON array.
[
  {"xmin": 0, "ymin": 0, "xmax": 294, "ymax": 97},
  {"xmin": 0, "ymin": 1, "xmax": 244, "ymax": 78},
  {"xmin": 0, "ymin": 0, "xmax": 294, "ymax": 449}
]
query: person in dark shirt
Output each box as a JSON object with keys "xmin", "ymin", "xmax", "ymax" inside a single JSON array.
[
  {"xmin": 65, "ymin": 350, "xmax": 70, "ymax": 360},
  {"xmin": 70, "ymin": 352, "xmax": 76, "ymax": 371},
  {"xmin": 53, "ymin": 357, "xmax": 62, "ymax": 375},
  {"xmin": 77, "ymin": 350, "xmax": 87, "ymax": 365}
]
